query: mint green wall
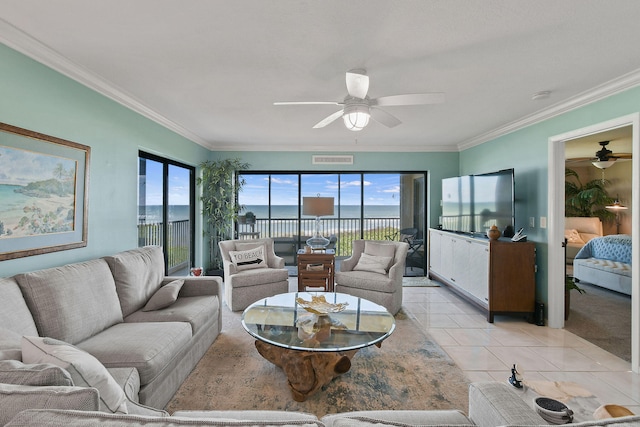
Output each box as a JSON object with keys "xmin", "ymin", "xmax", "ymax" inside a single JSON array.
[
  {"xmin": 0, "ymin": 45, "xmax": 210, "ymax": 277},
  {"xmin": 460, "ymin": 86, "xmax": 640, "ymax": 303}
]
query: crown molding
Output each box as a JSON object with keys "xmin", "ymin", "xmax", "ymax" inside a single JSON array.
[
  {"xmin": 457, "ymin": 68, "xmax": 640, "ymax": 151},
  {"xmin": 3, "ymin": 17, "xmax": 640, "ymax": 154},
  {"xmin": 0, "ymin": 19, "xmax": 213, "ymax": 149}
]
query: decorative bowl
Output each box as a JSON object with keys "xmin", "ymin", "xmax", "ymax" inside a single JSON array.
[
  {"xmin": 534, "ymin": 397, "xmax": 574, "ymax": 424},
  {"xmin": 593, "ymin": 404, "xmax": 634, "ymax": 419},
  {"xmin": 295, "ymin": 295, "xmax": 348, "ymax": 315}
]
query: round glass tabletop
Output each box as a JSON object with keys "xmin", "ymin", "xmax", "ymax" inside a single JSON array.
[{"xmin": 241, "ymin": 292, "xmax": 396, "ymax": 352}]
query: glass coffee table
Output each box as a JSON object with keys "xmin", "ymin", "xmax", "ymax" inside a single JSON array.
[{"xmin": 242, "ymin": 292, "xmax": 395, "ymax": 401}]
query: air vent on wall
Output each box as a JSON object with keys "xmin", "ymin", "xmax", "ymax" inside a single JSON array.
[{"xmin": 312, "ymin": 155, "xmax": 354, "ymax": 165}]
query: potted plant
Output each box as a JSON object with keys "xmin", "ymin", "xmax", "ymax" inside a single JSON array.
[
  {"xmin": 565, "ymin": 275, "xmax": 585, "ymax": 320},
  {"xmin": 565, "ymin": 168, "xmax": 615, "ymax": 223},
  {"xmin": 197, "ymin": 158, "xmax": 250, "ymax": 276}
]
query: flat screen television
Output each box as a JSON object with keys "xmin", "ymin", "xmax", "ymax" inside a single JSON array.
[{"xmin": 441, "ymin": 168, "xmax": 515, "ymax": 236}]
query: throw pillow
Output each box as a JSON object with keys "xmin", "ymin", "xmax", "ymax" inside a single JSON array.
[
  {"xmin": 353, "ymin": 253, "xmax": 393, "ymax": 275},
  {"xmin": 363, "ymin": 241, "xmax": 396, "ymax": 269},
  {"xmin": 0, "ymin": 359, "xmax": 73, "ymax": 386},
  {"xmin": 564, "ymin": 229, "xmax": 583, "ymax": 244},
  {"xmin": 229, "ymin": 245, "xmax": 267, "ymax": 271},
  {"xmin": 142, "ymin": 279, "xmax": 185, "ymax": 311},
  {"xmin": 21, "ymin": 336, "xmax": 128, "ymax": 414}
]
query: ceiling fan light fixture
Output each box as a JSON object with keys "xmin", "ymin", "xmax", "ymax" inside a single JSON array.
[
  {"xmin": 343, "ymin": 105, "xmax": 370, "ymax": 131},
  {"xmin": 592, "ymin": 160, "xmax": 616, "ymax": 169}
]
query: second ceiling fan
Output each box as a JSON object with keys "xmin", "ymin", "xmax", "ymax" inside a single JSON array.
[{"xmin": 274, "ymin": 69, "xmax": 445, "ymax": 131}]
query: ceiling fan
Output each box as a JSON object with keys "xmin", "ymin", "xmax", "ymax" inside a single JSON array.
[
  {"xmin": 567, "ymin": 140, "xmax": 632, "ymax": 169},
  {"xmin": 274, "ymin": 69, "xmax": 445, "ymax": 131}
]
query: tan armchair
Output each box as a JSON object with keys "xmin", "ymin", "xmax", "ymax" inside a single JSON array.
[
  {"xmin": 218, "ymin": 238, "xmax": 289, "ymax": 311},
  {"xmin": 335, "ymin": 240, "xmax": 408, "ymax": 315}
]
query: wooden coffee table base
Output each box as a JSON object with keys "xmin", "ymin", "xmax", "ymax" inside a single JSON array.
[{"xmin": 254, "ymin": 340, "xmax": 359, "ymax": 402}]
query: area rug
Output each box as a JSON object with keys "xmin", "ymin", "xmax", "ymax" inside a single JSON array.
[
  {"xmin": 564, "ymin": 283, "xmax": 631, "ymax": 362},
  {"xmin": 165, "ymin": 306, "xmax": 469, "ymax": 417}
]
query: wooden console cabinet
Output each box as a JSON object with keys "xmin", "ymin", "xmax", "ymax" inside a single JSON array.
[
  {"xmin": 297, "ymin": 250, "xmax": 335, "ymax": 292},
  {"xmin": 428, "ymin": 228, "xmax": 536, "ymax": 322}
]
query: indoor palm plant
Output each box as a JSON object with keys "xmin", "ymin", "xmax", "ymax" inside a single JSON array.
[
  {"xmin": 565, "ymin": 168, "xmax": 615, "ymax": 223},
  {"xmin": 197, "ymin": 158, "xmax": 250, "ymax": 275}
]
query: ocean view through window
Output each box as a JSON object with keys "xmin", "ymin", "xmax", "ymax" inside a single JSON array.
[
  {"xmin": 138, "ymin": 152, "xmax": 195, "ymax": 275},
  {"xmin": 238, "ymin": 172, "xmax": 426, "ymax": 275}
]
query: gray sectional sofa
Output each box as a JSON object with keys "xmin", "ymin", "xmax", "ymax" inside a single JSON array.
[
  {"xmin": 4, "ymin": 382, "xmax": 640, "ymax": 426},
  {"xmin": 0, "ymin": 246, "xmax": 222, "ymax": 424}
]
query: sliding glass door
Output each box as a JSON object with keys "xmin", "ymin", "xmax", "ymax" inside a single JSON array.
[
  {"xmin": 138, "ymin": 152, "xmax": 195, "ymax": 275},
  {"xmin": 238, "ymin": 171, "xmax": 427, "ymax": 275}
]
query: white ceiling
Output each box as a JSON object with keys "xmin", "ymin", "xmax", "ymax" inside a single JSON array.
[{"xmin": 2, "ymin": 1, "xmax": 640, "ymax": 153}]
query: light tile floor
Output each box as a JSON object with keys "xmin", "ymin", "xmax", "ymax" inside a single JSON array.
[{"xmin": 401, "ymin": 282, "xmax": 640, "ymax": 414}]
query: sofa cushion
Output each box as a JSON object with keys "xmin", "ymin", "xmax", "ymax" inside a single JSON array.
[
  {"xmin": 335, "ymin": 270, "xmax": 395, "ymax": 293},
  {"xmin": 173, "ymin": 410, "xmax": 320, "ymax": 422},
  {"xmin": 21, "ymin": 336, "xmax": 128, "ymax": 414},
  {"xmin": 15, "ymin": 258, "xmax": 123, "ymax": 344},
  {"xmin": 229, "ymin": 245, "xmax": 268, "ymax": 271},
  {"xmin": 0, "ymin": 327, "xmax": 23, "ymax": 360},
  {"xmin": 103, "ymin": 245, "xmax": 166, "ymax": 317},
  {"xmin": 228, "ymin": 267, "xmax": 289, "ymax": 288},
  {"xmin": 0, "ymin": 277, "xmax": 39, "ymax": 338},
  {"xmin": 322, "ymin": 410, "xmax": 472, "ymax": 427},
  {"xmin": 0, "ymin": 384, "xmax": 99, "ymax": 427},
  {"xmin": 125, "ymin": 295, "xmax": 218, "ymax": 335},
  {"xmin": 76, "ymin": 321, "xmax": 192, "ymax": 385},
  {"xmin": 142, "ymin": 279, "xmax": 185, "ymax": 311},
  {"xmin": 108, "ymin": 367, "xmax": 141, "ymax": 403},
  {"xmin": 6, "ymin": 409, "xmax": 325, "ymax": 426},
  {"xmin": 0, "ymin": 359, "xmax": 73, "ymax": 386},
  {"xmin": 353, "ymin": 253, "xmax": 393, "ymax": 275}
]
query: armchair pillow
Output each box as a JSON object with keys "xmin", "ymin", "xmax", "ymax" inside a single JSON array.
[
  {"xmin": 364, "ymin": 242, "xmax": 396, "ymax": 267},
  {"xmin": 142, "ymin": 279, "xmax": 185, "ymax": 311},
  {"xmin": 229, "ymin": 245, "xmax": 267, "ymax": 271},
  {"xmin": 21, "ymin": 336, "xmax": 128, "ymax": 414},
  {"xmin": 564, "ymin": 229, "xmax": 584, "ymax": 244},
  {"xmin": 353, "ymin": 253, "xmax": 393, "ymax": 275}
]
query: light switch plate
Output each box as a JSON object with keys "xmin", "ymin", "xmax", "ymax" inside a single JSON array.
[{"xmin": 540, "ymin": 216, "xmax": 547, "ymax": 228}]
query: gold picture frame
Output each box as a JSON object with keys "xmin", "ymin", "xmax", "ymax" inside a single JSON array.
[{"xmin": 0, "ymin": 123, "xmax": 90, "ymax": 260}]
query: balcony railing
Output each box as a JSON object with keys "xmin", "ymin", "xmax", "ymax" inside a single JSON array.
[
  {"xmin": 239, "ymin": 217, "xmax": 401, "ymax": 257},
  {"xmin": 137, "ymin": 217, "xmax": 405, "ymax": 271},
  {"xmin": 138, "ymin": 219, "xmax": 190, "ymax": 274}
]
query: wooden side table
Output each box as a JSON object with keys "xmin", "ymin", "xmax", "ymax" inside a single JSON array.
[{"xmin": 297, "ymin": 249, "xmax": 335, "ymax": 292}]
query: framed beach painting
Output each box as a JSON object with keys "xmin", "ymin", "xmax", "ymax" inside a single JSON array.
[{"xmin": 0, "ymin": 123, "xmax": 90, "ymax": 261}]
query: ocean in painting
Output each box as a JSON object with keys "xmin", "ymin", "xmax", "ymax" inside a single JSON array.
[{"xmin": 0, "ymin": 184, "xmax": 75, "ymax": 238}]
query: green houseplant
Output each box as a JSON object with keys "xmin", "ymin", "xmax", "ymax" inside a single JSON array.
[
  {"xmin": 197, "ymin": 158, "xmax": 250, "ymax": 274},
  {"xmin": 565, "ymin": 168, "xmax": 615, "ymax": 223}
]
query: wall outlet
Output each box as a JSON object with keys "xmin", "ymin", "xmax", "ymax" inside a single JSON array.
[{"xmin": 529, "ymin": 217, "xmax": 535, "ymax": 228}]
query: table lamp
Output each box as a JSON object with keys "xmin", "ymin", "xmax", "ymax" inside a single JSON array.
[
  {"xmin": 303, "ymin": 195, "xmax": 334, "ymax": 250},
  {"xmin": 605, "ymin": 195, "xmax": 628, "ymax": 234}
]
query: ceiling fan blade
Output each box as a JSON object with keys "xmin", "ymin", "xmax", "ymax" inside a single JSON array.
[
  {"xmin": 274, "ymin": 101, "xmax": 341, "ymax": 106},
  {"xmin": 373, "ymin": 92, "xmax": 445, "ymax": 106},
  {"xmin": 611, "ymin": 153, "xmax": 633, "ymax": 159},
  {"xmin": 370, "ymin": 107, "xmax": 402, "ymax": 128},
  {"xmin": 312, "ymin": 109, "xmax": 344, "ymax": 129},
  {"xmin": 346, "ymin": 69, "xmax": 369, "ymax": 99}
]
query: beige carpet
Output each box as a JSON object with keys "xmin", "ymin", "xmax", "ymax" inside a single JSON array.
[
  {"xmin": 165, "ymin": 305, "xmax": 469, "ymax": 417},
  {"xmin": 564, "ymin": 283, "xmax": 631, "ymax": 362}
]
